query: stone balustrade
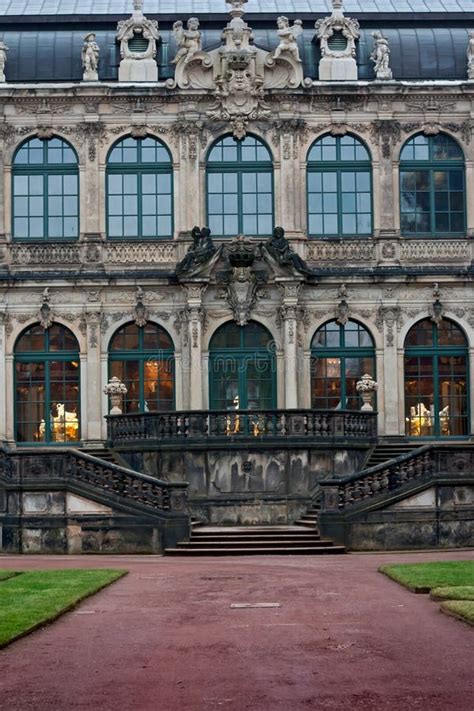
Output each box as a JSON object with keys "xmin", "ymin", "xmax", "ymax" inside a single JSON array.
[{"xmin": 106, "ymin": 408, "xmax": 378, "ymax": 446}]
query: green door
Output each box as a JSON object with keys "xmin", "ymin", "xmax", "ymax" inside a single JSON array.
[{"xmin": 209, "ymin": 322, "xmax": 276, "ymax": 411}]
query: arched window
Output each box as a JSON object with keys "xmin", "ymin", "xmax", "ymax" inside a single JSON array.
[
  {"xmin": 109, "ymin": 322, "xmax": 174, "ymax": 413},
  {"xmin": 15, "ymin": 324, "xmax": 80, "ymax": 443},
  {"xmin": 106, "ymin": 136, "xmax": 173, "ymax": 239},
  {"xmin": 13, "ymin": 137, "xmax": 79, "ymax": 241},
  {"xmin": 400, "ymin": 133, "xmax": 465, "ymax": 236},
  {"xmin": 311, "ymin": 320, "xmax": 375, "ymax": 410},
  {"xmin": 207, "ymin": 135, "xmax": 273, "ymax": 237},
  {"xmin": 404, "ymin": 319, "xmax": 468, "ymax": 437},
  {"xmin": 209, "ymin": 321, "xmax": 276, "ymax": 410},
  {"xmin": 307, "ymin": 134, "xmax": 372, "ymax": 238}
]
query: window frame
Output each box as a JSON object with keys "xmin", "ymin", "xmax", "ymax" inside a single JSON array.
[
  {"xmin": 106, "ymin": 136, "xmax": 174, "ymax": 241},
  {"xmin": 14, "ymin": 324, "xmax": 81, "ymax": 445},
  {"xmin": 206, "ymin": 135, "xmax": 274, "ymax": 238},
  {"xmin": 399, "ymin": 133, "xmax": 466, "ymax": 238},
  {"xmin": 12, "ymin": 137, "xmax": 79, "ymax": 242},
  {"xmin": 108, "ymin": 322, "xmax": 176, "ymax": 413},
  {"xmin": 306, "ymin": 134, "xmax": 373, "ymax": 239},
  {"xmin": 404, "ymin": 319, "xmax": 469, "ymax": 438},
  {"xmin": 310, "ymin": 320, "xmax": 376, "ymax": 411}
]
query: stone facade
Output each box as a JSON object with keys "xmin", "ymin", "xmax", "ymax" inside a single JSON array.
[{"xmin": 0, "ymin": 1, "xmax": 473, "ymax": 549}]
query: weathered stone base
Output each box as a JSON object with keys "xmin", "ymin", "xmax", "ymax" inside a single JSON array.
[
  {"xmin": 0, "ymin": 489, "xmax": 188, "ymax": 554},
  {"xmin": 320, "ymin": 484, "xmax": 474, "ymax": 550}
]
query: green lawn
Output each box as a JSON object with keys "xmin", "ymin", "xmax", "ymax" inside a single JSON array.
[
  {"xmin": 440, "ymin": 600, "xmax": 474, "ymax": 626},
  {"xmin": 431, "ymin": 585, "xmax": 474, "ymax": 601},
  {"xmin": 379, "ymin": 560, "xmax": 474, "ymax": 593},
  {"xmin": 379, "ymin": 560, "xmax": 474, "ymax": 626},
  {"xmin": 0, "ymin": 569, "xmax": 127, "ymax": 648},
  {"xmin": 0, "ymin": 570, "xmax": 19, "ymax": 582}
]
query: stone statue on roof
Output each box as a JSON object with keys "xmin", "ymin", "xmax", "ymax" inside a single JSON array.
[
  {"xmin": 273, "ymin": 16, "xmax": 303, "ymax": 63},
  {"xmin": 0, "ymin": 41, "xmax": 8, "ymax": 83},
  {"xmin": 467, "ymin": 31, "xmax": 474, "ymax": 80},
  {"xmin": 82, "ymin": 32, "xmax": 100, "ymax": 81},
  {"xmin": 371, "ymin": 31, "xmax": 392, "ymax": 80},
  {"xmin": 172, "ymin": 17, "xmax": 202, "ymax": 65}
]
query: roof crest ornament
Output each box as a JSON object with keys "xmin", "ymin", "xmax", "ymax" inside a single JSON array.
[
  {"xmin": 116, "ymin": 0, "xmax": 160, "ymax": 81},
  {"xmin": 314, "ymin": 0, "xmax": 360, "ymax": 81}
]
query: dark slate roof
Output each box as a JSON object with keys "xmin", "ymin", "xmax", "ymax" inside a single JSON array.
[
  {"xmin": 0, "ymin": 26, "xmax": 472, "ymax": 82},
  {"xmin": 0, "ymin": 0, "xmax": 472, "ymax": 14}
]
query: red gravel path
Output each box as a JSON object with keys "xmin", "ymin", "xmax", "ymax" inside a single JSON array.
[{"xmin": 0, "ymin": 551, "xmax": 473, "ymax": 711}]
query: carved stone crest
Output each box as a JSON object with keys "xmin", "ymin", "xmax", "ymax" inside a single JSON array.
[
  {"xmin": 116, "ymin": 0, "xmax": 160, "ymax": 81},
  {"xmin": 314, "ymin": 0, "xmax": 360, "ymax": 81}
]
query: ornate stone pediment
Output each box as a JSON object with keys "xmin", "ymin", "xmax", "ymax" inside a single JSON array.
[
  {"xmin": 116, "ymin": 0, "xmax": 160, "ymax": 81},
  {"xmin": 175, "ymin": 228, "xmax": 314, "ymax": 326},
  {"xmin": 169, "ymin": 1, "xmax": 309, "ymax": 137},
  {"xmin": 314, "ymin": 0, "xmax": 360, "ymax": 81}
]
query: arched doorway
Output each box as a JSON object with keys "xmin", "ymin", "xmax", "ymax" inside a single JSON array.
[
  {"xmin": 310, "ymin": 319, "xmax": 375, "ymax": 410},
  {"xmin": 209, "ymin": 321, "xmax": 276, "ymax": 411},
  {"xmin": 404, "ymin": 318, "xmax": 469, "ymax": 437},
  {"xmin": 109, "ymin": 322, "xmax": 175, "ymax": 412},
  {"xmin": 15, "ymin": 323, "xmax": 80, "ymax": 443}
]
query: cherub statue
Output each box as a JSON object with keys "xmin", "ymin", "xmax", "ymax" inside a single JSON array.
[
  {"xmin": 273, "ymin": 16, "xmax": 303, "ymax": 63},
  {"xmin": 467, "ymin": 31, "xmax": 474, "ymax": 80},
  {"xmin": 371, "ymin": 31, "xmax": 392, "ymax": 79},
  {"xmin": 82, "ymin": 32, "xmax": 100, "ymax": 80},
  {"xmin": 0, "ymin": 41, "xmax": 8, "ymax": 82},
  {"xmin": 172, "ymin": 17, "xmax": 202, "ymax": 65}
]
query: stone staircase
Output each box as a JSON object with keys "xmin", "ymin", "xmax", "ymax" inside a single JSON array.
[
  {"xmin": 81, "ymin": 447, "xmax": 117, "ymax": 464},
  {"xmin": 364, "ymin": 442, "xmax": 422, "ymax": 469},
  {"xmin": 164, "ymin": 524, "xmax": 345, "ymax": 556}
]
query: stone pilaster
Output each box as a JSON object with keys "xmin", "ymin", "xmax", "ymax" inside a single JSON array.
[
  {"xmin": 181, "ymin": 284, "xmax": 207, "ymax": 410},
  {"xmin": 376, "ymin": 305, "xmax": 402, "ymax": 436},
  {"xmin": 279, "ymin": 281, "xmax": 302, "ymax": 409},
  {"xmin": 82, "ymin": 310, "xmax": 103, "ymax": 444}
]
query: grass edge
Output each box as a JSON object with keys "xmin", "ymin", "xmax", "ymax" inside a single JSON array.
[
  {"xmin": 0, "ymin": 569, "xmax": 128, "ymax": 650},
  {"xmin": 439, "ymin": 601, "xmax": 474, "ymax": 627}
]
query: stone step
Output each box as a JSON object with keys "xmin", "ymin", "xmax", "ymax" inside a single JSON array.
[
  {"xmin": 191, "ymin": 530, "xmax": 319, "ymax": 538},
  {"xmin": 177, "ymin": 539, "xmax": 329, "ymax": 549},
  {"xmin": 164, "ymin": 545, "xmax": 346, "ymax": 556},
  {"xmin": 189, "ymin": 534, "xmax": 322, "ymax": 544}
]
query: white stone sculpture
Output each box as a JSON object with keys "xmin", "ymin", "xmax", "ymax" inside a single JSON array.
[
  {"xmin": 371, "ymin": 31, "xmax": 392, "ymax": 80},
  {"xmin": 0, "ymin": 41, "xmax": 8, "ymax": 83},
  {"xmin": 104, "ymin": 376, "xmax": 128, "ymax": 415},
  {"xmin": 172, "ymin": 18, "xmax": 201, "ymax": 65},
  {"xmin": 314, "ymin": 0, "xmax": 360, "ymax": 81},
  {"xmin": 273, "ymin": 16, "xmax": 303, "ymax": 63},
  {"xmin": 116, "ymin": 0, "xmax": 160, "ymax": 82},
  {"xmin": 356, "ymin": 374, "xmax": 378, "ymax": 412},
  {"xmin": 467, "ymin": 31, "xmax": 474, "ymax": 80},
  {"xmin": 82, "ymin": 33, "xmax": 100, "ymax": 81}
]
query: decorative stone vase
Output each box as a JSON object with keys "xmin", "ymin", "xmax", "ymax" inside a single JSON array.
[
  {"xmin": 104, "ymin": 376, "xmax": 128, "ymax": 415},
  {"xmin": 356, "ymin": 373, "xmax": 378, "ymax": 412}
]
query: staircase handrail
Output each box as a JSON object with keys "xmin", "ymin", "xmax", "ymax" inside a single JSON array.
[
  {"xmin": 2, "ymin": 446, "xmax": 188, "ymax": 516},
  {"xmin": 320, "ymin": 444, "xmax": 437, "ymax": 511}
]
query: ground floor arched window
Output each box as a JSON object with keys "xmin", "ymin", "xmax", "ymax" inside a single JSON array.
[
  {"xmin": 209, "ymin": 321, "xmax": 276, "ymax": 411},
  {"xmin": 404, "ymin": 318, "xmax": 469, "ymax": 437},
  {"xmin": 108, "ymin": 322, "xmax": 175, "ymax": 413},
  {"xmin": 15, "ymin": 323, "xmax": 80, "ymax": 443},
  {"xmin": 310, "ymin": 320, "xmax": 375, "ymax": 410}
]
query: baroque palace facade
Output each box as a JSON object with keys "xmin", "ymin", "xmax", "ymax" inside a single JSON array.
[{"xmin": 0, "ymin": 0, "xmax": 473, "ymax": 554}]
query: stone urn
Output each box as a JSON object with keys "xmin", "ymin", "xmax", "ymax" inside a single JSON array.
[
  {"xmin": 104, "ymin": 376, "xmax": 127, "ymax": 415},
  {"xmin": 356, "ymin": 373, "xmax": 378, "ymax": 412}
]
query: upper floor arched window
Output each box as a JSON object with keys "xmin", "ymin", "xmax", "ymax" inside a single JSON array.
[
  {"xmin": 400, "ymin": 133, "xmax": 465, "ymax": 236},
  {"xmin": 106, "ymin": 136, "xmax": 173, "ymax": 239},
  {"xmin": 307, "ymin": 134, "xmax": 372, "ymax": 238},
  {"xmin": 206, "ymin": 135, "xmax": 273, "ymax": 237},
  {"xmin": 13, "ymin": 137, "xmax": 79, "ymax": 241}
]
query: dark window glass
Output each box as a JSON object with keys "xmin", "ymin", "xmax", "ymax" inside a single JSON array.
[
  {"xmin": 307, "ymin": 135, "xmax": 372, "ymax": 238},
  {"xmin": 14, "ymin": 324, "xmax": 80, "ymax": 443},
  {"xmin": 108, "ymin": 322, "xmax": 175, "ymax": 413},
  {"xmin": 404, "ymin": 318, "xmax": 468, "ymax": 437},
  {"xmin": 207, "ymin": 135, "xmax": 273, "ymax": 237},
  {"xmin": 13, "ymin": 137, "xmax": 79, "ymax": 241},
  {"xmin": 107, "ymin": 136, "xmax": 173, "ymax": 240},
  {"xmin": 310, "ymin": 320, "xmax": 375, "ymax": 411},
  {"xmin": 400, "ymin": 134, "xmax": 465, "ymax": 236}
]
